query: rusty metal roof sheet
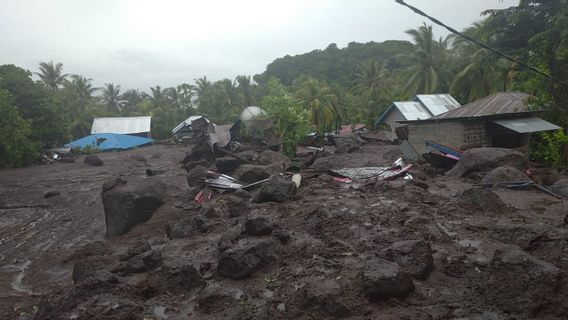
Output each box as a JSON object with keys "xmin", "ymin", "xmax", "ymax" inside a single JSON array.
[
  {"xmin": 91, "ymin": 116, "xmax": 151, "ymax": 134},
  {"xmin": 432, "ymin": 92, "xmax": 531, "ymax": 119},
  {"xmin": 414, "ymin": 94, "xmax": 461, "ymax": 116}
]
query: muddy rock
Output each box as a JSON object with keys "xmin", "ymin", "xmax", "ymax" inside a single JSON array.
[
  {"xmin": 272, "ymin": 228, "xmax": 291, "ymax": 244},
  {"xmin": 214, "ymin": 156, "xmax": 242, "ymax": 174},
  {"xmin": 446, "ymin": 148, "xmax": 528, "ymax": 178},
  {"xmin": 120, "ymin": 240, "xmax": 151, "ymax": 260},
  {"xmin": 44, "ymin": 190, "xmax": 61, "ymax": 198},
  {"xmin": 124, "ymin": 250, "xmax": 163, "ymax": 274},
  {"xmin": 490, "ymin": 223, "xmax": 552, "ymax": 250},
  {"xmin": 130, "ymin": 155, "xmax": 146, "ymax": 162},
  {"xmin": 529, "ymin": 167, "xmax": 561, "ymax": 186},
  {"xmin": 84, "ymin": 155, "xmax": 104, "ymax": 166},
  {"xmin": 70, "ymin": 241, "xmax": 113, "ymax": 260},
  {"xmin": 253, "ymin": 174, "xmax": 297, "ymax": 203},
  {"xmin": 458, "ymin": 187, "xmax": 508, "ymax": 213},
  {"xmin": 217, "ymin": 238, "xmax": 277, "ymax": 279},
  {"xmin": 359, "ymin": 258, "xmax": 414, "ymax": 301},
  {"xmin": 73, "ymin": 271, "xmax": 119, "ymax": 297},
  {"xmin": 166, "ymin": 216, "xmax": 210, "ymax": 239},
  {"xmin": 218, "ymin": 224, "xmax": 243, "ymax": 251},
  {"xmin": 68, "ymin": 294, "xmax": 143, "ymax": 320},
  {"xmin": 481, "ymin": 246, "xmax": 564, "ymax": 316},
  {"xmin": 102, "ymin": 180, "xmax": 165, "ymax": 238},
  {"xmin": 550, "ymin": 179, "xmax": 568, "ymax": 198},
  {"xmin": 257, "ymin": 150, "xmax": 291, "ymax": 167},
  {"xmin": 222, "ymin": 195, "xmax": 250, "ymax": 218},
  {"xmin": 301, "ymin": 279, "xmax": 352, "ymax": 318},
  {"xmin": 146, "ymin": 263, "xmax": 206, "ymax": 296},
  {"xmin": 481, "ymin": 165, "xmax": 530, "ymax": 185},
  {"xmin": 183, "ymin": 159, "xmax": 210, "ymax": 172},
  {"xmin": 383, "ymin": 240, "xmax": 434, "ymax": 280},
  {"xmin": 72, "ymin": 256, "xmax": 113, "ymax": 283},
  {"xmin": 312, "ymin": 155, "xmax": 342, "ymax": 171},
  {"xmin": 186, "ymin": 164, "xmax": 208, "ymax": 187},
  {"xmin": 233, "ymin": 164, "xmax": 271, "ymax": 184},
  {"xmin": 196, "ymin": 284, "xmax": 235, "ymax": 314},
  {"xmin": 243, "ymin": 216, "xmax": 273, "ymax": 236}
]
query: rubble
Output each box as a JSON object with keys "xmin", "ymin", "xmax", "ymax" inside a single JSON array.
[
  {"xmin": 217, "ymin": 238, "xmax": 277, "ymax": 279},
  {"xmin": 480, "ymin": 165, "xmax": 530, "ymax": 185},
  {"xmin": 253, "ymin": 174, "xmax": 297, "ymax": 203},
  {"xmin": 383, "ymin": 239, "xmax": 434, "ymax": 280}
]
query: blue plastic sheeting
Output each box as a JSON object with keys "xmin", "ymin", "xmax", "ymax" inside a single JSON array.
[{"xmin": 66, "ymin": 133, "xmax": 154, "ymax": 151}]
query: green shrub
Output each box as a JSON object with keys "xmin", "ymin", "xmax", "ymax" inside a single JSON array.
[
  {"xmin": 0, "ymin": 90, "xmax": 38, "ymax": 167},
  {"xmin": 529, "ymin": 130, "xmax": 568, "ymax": 168}
]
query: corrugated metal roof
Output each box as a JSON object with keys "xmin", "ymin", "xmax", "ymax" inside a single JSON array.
[
  {"xmin": 91, "ymin": 116, "xmax": 151, "ymax": 134},
  {"xmin": 414, "ymin": 94, "xmax": 461, "ymax": 116},
  {"xmin": 433, "ymin": 92, "xmax": 530, "ymax": 119},
  {"xmin": 493, "ymin": 117, "xmax": 561, "ymax": 133},
  {"xmin": 172, "ymin": 115, "xmax": 204, "ymax": 134},
  {"xmin": 394, "ymin": 101, "xmax": 433, "ymax": 120}
]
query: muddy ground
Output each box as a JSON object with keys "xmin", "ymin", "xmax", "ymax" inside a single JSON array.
[{"xmin": 1, "ymin": 142, "xmax": 567, "ymax": 319}]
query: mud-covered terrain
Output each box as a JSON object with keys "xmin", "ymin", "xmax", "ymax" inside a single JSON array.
[{"xmin": 1, "ymin": 142, "xmax": 568, "ymax": 319}]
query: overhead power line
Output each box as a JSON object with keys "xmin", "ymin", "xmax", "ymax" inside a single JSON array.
[{"xmin": 395, "ymin": 0, "xmax": 568, "ymax": 88}]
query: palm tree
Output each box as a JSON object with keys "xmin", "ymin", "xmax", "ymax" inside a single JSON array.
[
  {"xmin": 295, "ymin": 79, "xmax": 335, "ymax": 133},
  {"xmin": 146, "ymin": 86, "xmax": 168, "ymax": 108},
  {"xmin": 352, "ymin": 59, "xmax": 392, "ymax": 126},
  {"xmin": 195, "ymin": 76, "xmax": 212, "ymax": 99},
  {"xmin": 236, "ymin": 75, "xmax": 256, "ymax": 106},
  {"xmin": 64, "ymin": 75, "xmax": 98, "ymax": 102},
  {"xmin": 400, "ymin": 24, "xmax": 450, "ymax": 96},
  {"xmin": 450, "ymin": 49, "xmax": 501, "ymax": 102},
  {"xmin": 101, "ymin": 83, "xmax": 122, "ymax": 113},
  {"xmin": 220, "ymin": 78, "xmax": 240, "ymax": 114},
  {"xmin": 36, "ymin": 61, "xmax": 67, "ymax": 91}
]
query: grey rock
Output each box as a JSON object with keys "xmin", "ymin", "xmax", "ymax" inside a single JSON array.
[
  {"xmin": 243, "ymin": 217, "xmax": 273, "ymax": 236},
  {"xmin": 458, "ymin": 187, "xmax": 508, "ymax": 213},
  {"xmin": 312, "ymin": 155, "xmax": 342, "ymax": 171},
  {"xmin": 481, "ymin": 165, "xmax": 530, "ymax": 185},
  {"xmin": 186, "ymin": 164, "xmax": 208, "ymax": 187},
  {"xmin": 214, "ymin": 156, "xmax": 242, "ymax": 174},
  {"xmin": 253, "ymin": 174, "xmax": 297, "ymax": 203},
  {"xmin": 550, "ymin": 178, "xmax": 568, "ymax": 198},
  {"xmin": 102, "ymin": 180, "xmax": 165, "ymax": 238},
  {"xmin": 146, "ymin": 263, "xmax": 206, "ymax": 296},
  {"xmin": 233, "ymin": 164, "xmax": 271, "ymax": 184},
  {"xmin": 383, "ymin": 240, "xmax": 434, "ymax": 280},
  {"xmin": 84, "ymin": 155, "xmax": 103, "ymax": 166},
  {"xmin": 217, "ymin": 238, "xmax": 276, "ymax": 279},
  {"xmin": 359, "ymin": 258, "xmax": 414, "ymax": 301},
  {"xmin": 446, "ymin": 148, "xmax": 528, "ymax": 178},
  {"xmin": 257, "ymin": 150, "xmax": 291, "ymax": 166},
  {"xmin": 72, "ymin": 256, "xmax": 112, "ymax": 283}
]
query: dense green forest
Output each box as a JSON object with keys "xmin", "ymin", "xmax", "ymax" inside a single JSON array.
[{"xmin": 1, "ymin": 0, "xmax": 567, "ymax": 167}]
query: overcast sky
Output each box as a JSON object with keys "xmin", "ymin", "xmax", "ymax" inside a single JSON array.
[{"xmin": 0, "ymin": 0, "xmax": 518, "ymax": 91}]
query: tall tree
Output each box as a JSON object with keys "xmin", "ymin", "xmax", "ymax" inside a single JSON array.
[
  {"xmin": 352, "ymin": 59, "xmax": 392, "ymax": 126},
  {"xmin": 400, "ymin": 24, "xmax": 450, "ymax": 96},
  {"xmin": 101, "ymin": 83, "xmax": 122, "ymax": 113},
  {"xmin": 294, "ymin": 78, "xmax": 336, "ymax": 133},
  {"xmin": 236, "ymin": 75, "xmax": 256, "ymax": 106},
  {"xmin": 36, "ymin": 61, "xmax": 67, "ymax": 91}
]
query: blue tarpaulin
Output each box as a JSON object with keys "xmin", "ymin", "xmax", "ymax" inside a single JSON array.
[{"xmin": 66, "ymin": 133, "xmax": 154, "ymax": 151}]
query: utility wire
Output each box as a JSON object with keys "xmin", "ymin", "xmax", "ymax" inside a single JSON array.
[{"xmin": 395, "ymin": 0, "xmax": 568, "ymax": 88}]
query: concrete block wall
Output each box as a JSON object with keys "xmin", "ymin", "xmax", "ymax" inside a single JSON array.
[{"xmin": 406, "ymin": 120, "xmax": 488, "ymax": 154}]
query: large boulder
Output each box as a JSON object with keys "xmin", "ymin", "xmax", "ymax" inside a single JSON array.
[
  {"xmin": 383, "ymin": 240, "xmax": 434, "ymax": 281},
  {"xmin": 446, "ymin": 148, "xmax": 528, "ymax": 178},
  {"xmin": 183, "ymin": 159, "xmax": 209, "ymax": 172},
  {"xmin": 166, "ymin": 216, "xmax": 210, "ymax": 239},
  {"xmin": 217, "ymin": 238, "xmax": 276, "ymax": 279},
  {"xmin": 300, "ymin": 279, "xmax": 352, "ymax": 318},
  {"xmin": 233, "ymin": 164, "xmax": 271, "ymax": 184},
  {"xmin": 480, "ymin": 246, "xmax": 564, "ymax": 316},
  {"xmin": 84, "ymin": 155, "xmax": 103, "ymax": 166},
  {"xmin": 458, "ymin": 187, "xmax": 508, "ymax": 213},
  {"xmin": 481, "ymin": 165, "xmax": 530, "ymax": 185},
  {"xmin": 359, "ymin": 258, "xmax": 414, "ymax": 301},
  {"xmin": 256, "ymin": 150, "xmax": 291, "ymax": 167},
  {"xmin": 243, "ymin": 216, "xmax": 273, "ymax": 236},
  {"xmin": 253, "ymin": 174, "xmax": 297, "ymax": 203},
  {"xmin": 214, "ymin": 156, "xmax": 242, "ymax": 174},
  {"xmin": 102, "ymin": 179, "xmax": 165, "ymax": 238},
  {"xmin": 550, "ymin": 179, "xmax": 568, "ymax": 198},
  {"xmin": 186, "ymin": 164, "xmax": 208, "ymax": 187},
  {"xmin": 72, "ymin": 256, "xmax": 113, "ymax": 283}
]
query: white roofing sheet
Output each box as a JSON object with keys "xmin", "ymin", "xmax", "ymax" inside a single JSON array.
[
  {"xmin": 171, "ymin": 116, "xmax": 204, "ymax": 134},
  {"xmin": 91, "ymin": 116, "xmax": 151, "ymax": 134},
  {"xmin": 493, "ymin": 117, "xmax": 561, "ymax": 133},
  {"xmin": 394, "ymin": 101, "xmax": 432, "ymax": 121},
  {"xmin": 415, "ymin": 94, "xmax": 461, "ymax": 116}
]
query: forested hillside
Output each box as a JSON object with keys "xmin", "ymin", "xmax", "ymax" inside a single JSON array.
[
  {"xmin": 254, "ymin": 40, "xmax": 414, "ymax": 87},
  {"xmin": 1, "ymin": 0, "xmax": 567, "ymax": 167}
]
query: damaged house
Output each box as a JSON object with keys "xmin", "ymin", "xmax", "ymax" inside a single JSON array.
[
  {"xmin": 375, "ymin": 94, "xmax": 461, "ymax": 140},
  {"xmin": 397, "ymin": 92, "xmax": 562, "ymax": 155}
]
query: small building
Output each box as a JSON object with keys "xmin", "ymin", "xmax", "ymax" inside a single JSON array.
[
  {"xmin": 375, "ymin": 94, "xmax": 461, "ymax": 140},
  {"xmin": 397, "ymin": 92, "xmax": 562, "ymax": 155},
  {"xmin": 91, "ymin": 116, "xmax": 151, "ymax": 138}
]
